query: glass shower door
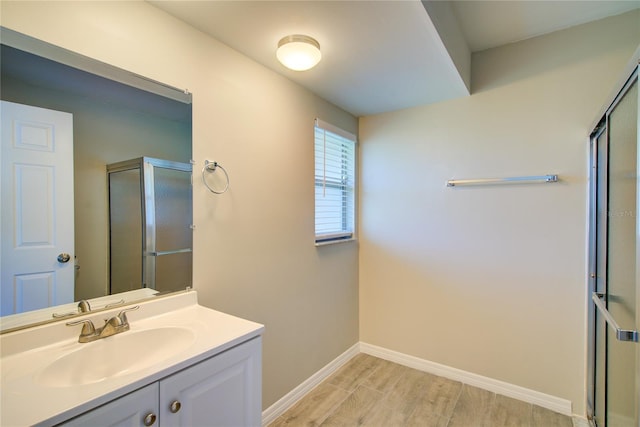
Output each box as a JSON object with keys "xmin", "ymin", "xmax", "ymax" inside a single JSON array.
[
  {"xmin": 591, "ymin": 68, "xmax": 639, "ymax": 427},
  {"xmin": 109, "ymin": 167, "xmax": 143, "ymax": 294},
  {"xmin": 108, "ymin": 157, "xmax": 192, "ymax": 295},
  {"xmin": 149, "ymin": 166, "xmax": 193, "ymax": 293}
]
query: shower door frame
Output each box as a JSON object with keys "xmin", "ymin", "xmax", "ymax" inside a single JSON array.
[
  {"xmin": 107, "ymin": 156, "xmax": 193, "ymax": 292},
  {"xmin": 587, "ymin": 119, "xmax": 604, "ymax": 425},
  {"xmin": 587, "ymin": 61, "xmax": 639, "ymax": 426},
  {"xmin": 140, "ymin": 158, "xmax": 193, "ymax": 290}
]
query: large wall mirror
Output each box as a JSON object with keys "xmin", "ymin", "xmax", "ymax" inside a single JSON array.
[{"xmin": 0, "ymin": 28, "xmax": 193, "ymax": 332}]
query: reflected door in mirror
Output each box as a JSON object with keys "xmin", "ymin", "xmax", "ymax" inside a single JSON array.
[{"xmin": 1, "ymin": 101, "xmax": 74, "ymax": 315}]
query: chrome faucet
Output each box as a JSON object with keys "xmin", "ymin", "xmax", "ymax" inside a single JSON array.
[
  {"xmin": 52, "ymin": 300, "xmax": 92, "ymax": 318},
  {"xmin": 67, "ymin": 306, "xmax": 139, "ymax": 343}
]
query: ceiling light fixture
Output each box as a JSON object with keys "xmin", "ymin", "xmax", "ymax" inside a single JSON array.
[{"xmin": 276, "ymin": 35, "xmax": 321, "ymax": 71}]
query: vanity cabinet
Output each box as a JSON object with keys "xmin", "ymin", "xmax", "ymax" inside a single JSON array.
[{"xmin": 59, "ymin": 337, "xmax": 261, "ymax": 427}]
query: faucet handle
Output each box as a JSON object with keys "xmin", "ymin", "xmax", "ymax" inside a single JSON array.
[
  {"xmin": 104, "ymin": 315, "xmax": 123, "ymax": 328},
  {"xmin": 66, "ymin": 319, "xmax": 96, "ymax": 337},
  {"xmin": 77, "ymin": 300, "xmax": 92, "ymax": 313},
  {"xmin": 117, "ymin": 305, "xmax": 140, "ymax": 324}
]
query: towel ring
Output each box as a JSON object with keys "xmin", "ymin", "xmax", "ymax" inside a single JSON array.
[{"xmin": 202, "ymin": 160, "xmax": 230, "ymax": 194}]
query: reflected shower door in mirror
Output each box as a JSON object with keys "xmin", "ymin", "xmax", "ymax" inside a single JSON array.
[
  {"xmin": 0, "ymin": 28, "xmax": 193, "ymax": 331},
  {"xmin": 108, "ymin": 158, "xmax": 193, "ymax": 295}
]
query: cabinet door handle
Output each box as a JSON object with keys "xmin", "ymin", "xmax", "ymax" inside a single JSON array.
[
  {"xmin": 143, "ymin": 412, "xmax": 157, "ymax": 426},
  {"xmin": 169, "ymin": 400, "xmax": 182, "ymax": 413}
]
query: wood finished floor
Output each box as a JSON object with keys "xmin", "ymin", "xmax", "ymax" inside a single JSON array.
[{"xmin": 268, "ymin": 354, "xmax": 574, "ymax": 427}]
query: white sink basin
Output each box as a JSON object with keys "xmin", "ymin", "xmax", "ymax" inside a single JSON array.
[{"xmin": 36, "ymin": 327, "xmax": 195, "ymax": 387}]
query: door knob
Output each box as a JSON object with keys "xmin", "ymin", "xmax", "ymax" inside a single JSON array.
[{"xmin": 57, "ymin": 253, "xmax": 71, "ymax": 263}]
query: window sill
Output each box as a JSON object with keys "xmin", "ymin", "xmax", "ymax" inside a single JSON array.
[{"xmin": 315, "ymin": 237, "xmax": 357, "ymax": 247}]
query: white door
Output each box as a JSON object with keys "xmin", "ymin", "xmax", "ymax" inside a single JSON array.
[{"xmin": 1, "ymin": 100, "xmax": 74, "ymax": 315}]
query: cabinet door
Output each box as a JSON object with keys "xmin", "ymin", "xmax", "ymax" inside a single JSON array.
[
  {"xmin": 159, "ymin": 337, "xmax": 262, "ymax": 427},
  {"xmin": 60, "ymin": 383, "xmax": 159, "ymax": 427}
]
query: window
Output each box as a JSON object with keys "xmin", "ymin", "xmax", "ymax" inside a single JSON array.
[{"xmin": 314, "ymin": 118, "xmax": 356, "ymax": 245}]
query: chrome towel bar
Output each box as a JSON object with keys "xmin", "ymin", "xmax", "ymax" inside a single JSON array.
[{"xmin": 446, "ymin": 174, "xmax": 558, "ymax": 187}]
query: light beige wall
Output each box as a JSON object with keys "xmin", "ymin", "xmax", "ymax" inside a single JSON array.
[
  {"xmin": 0, "ymin": 1, "xmax": 359, "ymax": 408},
  {"xmin": 359, "ymin": 10, "xmax": 639, "ymax": 416}
]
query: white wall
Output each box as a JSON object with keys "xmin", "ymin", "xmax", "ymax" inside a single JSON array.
[
  {"xmin": 0, "ymin": 0, "xmax": 359, "ymax": 408},
  {"xmin": 359, "ymin": 10, "xmax": 640, "ymax": 416}
]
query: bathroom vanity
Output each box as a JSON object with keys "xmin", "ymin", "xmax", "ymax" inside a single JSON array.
[{"xmin": 0, "ymin": 291, "xmax": 264, "ymax": 426}]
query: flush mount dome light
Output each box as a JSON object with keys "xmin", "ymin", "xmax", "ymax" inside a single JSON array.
[{"xmin": 276, "ymin": 35, "xmax": 321, "ymax": 71}]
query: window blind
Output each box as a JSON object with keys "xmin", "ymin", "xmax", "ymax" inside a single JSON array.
[{"xmin": 314, "ymin": 119, "xmax": 356, "ymax": 244}]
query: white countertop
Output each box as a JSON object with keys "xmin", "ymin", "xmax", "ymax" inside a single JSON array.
[{"xmin": 0, "ymin": 291, "xmax": 264, "ymax": 427}]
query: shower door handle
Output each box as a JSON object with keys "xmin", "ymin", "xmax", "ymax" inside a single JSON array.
[
  {"xmin": 592, "ymin": 292, "xmax": 639, "ymax": 342},
  {"xmin": 147, "ymin": 248, "xmax": 192, "ymax": 257}
]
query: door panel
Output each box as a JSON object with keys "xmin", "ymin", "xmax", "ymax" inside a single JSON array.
[
  {"xmin": 591, "ymin": 70, "xmax": 639, "ymax": 427},
  {"xmin": 151, "ymin": 166, "xmax": 192, "ymax": 293},
  {"xmin": 605, "ymin": 75, "xmax": 638, "ymax": 427},
  {"xmin": 60, "ymin": 383, "xmax": 159, "ymax": 427},
  {"xmin": 1, "ymin": 100, "xmax": 74, "ymax": 315},
  {"xmin": 159, "ymin": 338, "xmax": 261, "ymax": 427},
  {"xmin": 109, "ymin": 168, "xmax": 143, "ymax": 294}
]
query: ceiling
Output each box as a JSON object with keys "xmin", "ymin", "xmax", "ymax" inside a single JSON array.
[{"xmin": 149, "ymin": 1, "xmax": 639, "ymax": 117}]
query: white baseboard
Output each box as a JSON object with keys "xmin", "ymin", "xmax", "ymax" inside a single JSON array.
[
  {"xmin": 262, "ymin": 341, "xmax": 574, "ymax": 425},
  {"xmin": 261, "ymin": 343, "xmax": 360, "ymax": 426},
  {"xmin": 359, "ymin": 342, "xmax": 573, "ymax": 416}
]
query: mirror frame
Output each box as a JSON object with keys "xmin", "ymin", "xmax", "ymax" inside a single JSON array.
[{"xmin": 0, "ymin": 27, "xmax": 193, "ymax": 333}]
